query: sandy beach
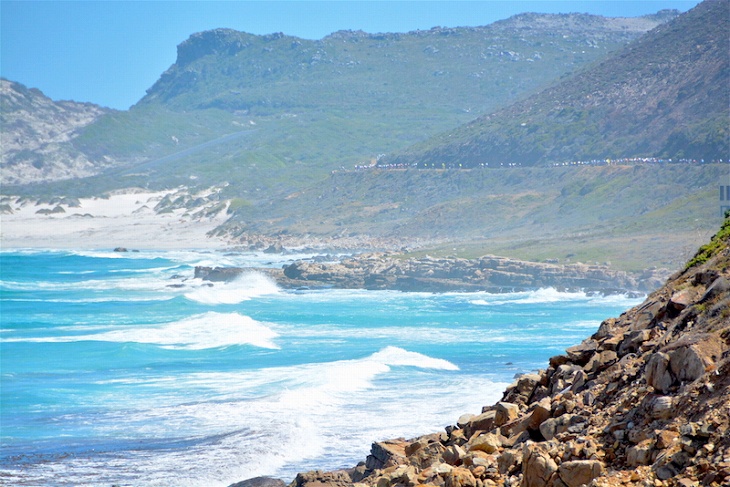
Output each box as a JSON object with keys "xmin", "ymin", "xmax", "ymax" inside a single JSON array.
[{"xmin": 0, "ymin": 190, "xmax": 232, "ymax": 250}]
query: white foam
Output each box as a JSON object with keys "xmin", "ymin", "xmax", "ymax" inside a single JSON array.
[
  {"xmin": 5, "ymin": 312, "xmax": 280, "ymax": 350},
  {"xmin": 370, "ymin": 345, "xmax": 460, "ymax": 370},
  {"xmin": 185, "ymin": 272, "xmax": 280, "ymax": 304}
]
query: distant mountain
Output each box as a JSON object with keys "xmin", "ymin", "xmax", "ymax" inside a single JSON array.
[
  {"xmin": 385, "ymin": 0, "xmax": 728, "ymax": 167},
  {"xmin": 1, "ymin": 11, "xmax": 674, "ymax": 189},
  {"xmin": 0, "ymin": 79, "xmax": 111, "ymax": 184}
]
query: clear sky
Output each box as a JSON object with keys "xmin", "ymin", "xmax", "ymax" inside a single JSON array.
[{"xmin": 1, "ymin": 0, "xmax": 701, "ymax": 110}]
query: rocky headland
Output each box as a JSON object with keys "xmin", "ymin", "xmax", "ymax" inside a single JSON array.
[
  {"xmin": 230, "ymin": 218, "xmax": 730, "ymax": 487},
  {"xmin": 195, "ymin": 254, "xmax": 668, "ymax": 295}
]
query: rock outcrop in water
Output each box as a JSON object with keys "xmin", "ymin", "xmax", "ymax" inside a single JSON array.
[
  {"xmin": 197, "ymin": 255, "xmax": 666, "ymax": 295},
  {"xmin": 268, "ymin": 218, "xmax": 730, "ymax": 487}
]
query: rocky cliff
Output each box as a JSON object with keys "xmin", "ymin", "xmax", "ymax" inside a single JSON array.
[
  {"xmin": 0, "ymin": 79, "xmax": 111, "ymax": 184},
  {"xmin": 273, "ymin": 217, "xmax": 730, "ymax": 487}
]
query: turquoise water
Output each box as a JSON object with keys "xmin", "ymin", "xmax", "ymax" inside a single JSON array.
[{"xmin": 0, "ymin": 249, "xmax": 641, "ymax": 486}]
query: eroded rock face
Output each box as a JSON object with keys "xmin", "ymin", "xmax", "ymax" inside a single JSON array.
[{"xmin": 278, "ymin": 254, "xmax": 658, "ymax": 293}]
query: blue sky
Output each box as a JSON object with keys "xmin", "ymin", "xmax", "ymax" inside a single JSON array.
[{"xmin": 1, "ymin": 1, "xmax": 701, "ymax": 110}]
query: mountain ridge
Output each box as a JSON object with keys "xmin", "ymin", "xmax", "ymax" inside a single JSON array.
[{"xmin": 384, "ymin": 0, "xmax": 728, "ymax": 167}]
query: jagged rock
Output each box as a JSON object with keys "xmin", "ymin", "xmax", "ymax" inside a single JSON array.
[
  {"xmin": 556, "ymin": 460, "xmax": 603, "ymax": 487},
  {"xmin": 565, "ymin": 340, "xmax": 597, "ymax": 366},
  {"xmin": 649, "ymin": 395, "xmax": 675, "ymax": 420},
  {"xmin": 229, "ymin": 477, "xmax": 286, "ymax": 487},
  {"xmin": 463, "ymin": 411, "xmax": 496, "ymax": 437},
  {"xmin": 366, "ymin": 440, "xmax": 407, "ymax": 470},
  {"xmin": 667, "ymin": 336, "xmax": 722, "ymax": 383},
  {"xmin": 646, "ymin": 352, "xmax": 674, "ymax": 393},
  {"xmin": 264, "ymin": 243, "xmax": 285, "ymax": 254},
  {"xmin": 669, "ymin": 288, "xmax": 696, "ymax": 312},
  {"xmin": 627, "ymin": 441, "xmax": 654, "ymax": 466},
  {"xmin": 498, "ymin": 448, "xmax": 522, "ymax": 475},
  {"xmin": 583, "ymin": 350, "xmax": 617, "ymax": 375},
  {"xmin": 527, "ymin": 397, "xmax": 552, "ymax": 432},
  {"xmin": 495, "ymin": 402, "xmax": 520, "ymax": 427},
  {"xmin": 539, "ymin": 414, "xmax": 580, "ymax": 441},
  {"xmin": 443, "ymin": 445, "xmax": 466, "ymax": 466},
  {"xmin": 521, "ymin": 443, "xmax": 558, "ymax": 487},
  {"xmin": 194, "ymin": 266, "xmax": 245, "ymax": 281},
  {"xmin": 444, "ymin": 467, "xmax": 477, "ymax": 487},
  {"xmin": 467, "ymin": 433, "xmax": 502, "ymax": 454},
  {"xmin": 700, "ymin": 276, "xmax": 730, "ymax": 302},
  {"xmin": 289, "ymin": 470, "xmax": 352, "ymax": 487}
]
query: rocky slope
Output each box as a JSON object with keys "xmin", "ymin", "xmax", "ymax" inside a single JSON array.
[
  {"xmin": 386, "ymin": 0, "xmax": 728, "ymax": 166},
  {"xmin": 276, "ymin": 217, "xmax": 730, "ymax": 487},
  {"xmin": 0, "ymin": 79, "xmax": 111, "ymax": 184}
]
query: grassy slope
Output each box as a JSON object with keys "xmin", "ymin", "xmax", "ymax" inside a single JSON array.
[
  {"xmin": 386, "ymin": 0, "xmax": 728, "ymax": 167},
  {"xmin": 12, "ymin": 13, "xmax": 666, "ymax": 199},
  {"xmin": 223, "ymin": 163, "xmax": 728, "ymax": 271}
]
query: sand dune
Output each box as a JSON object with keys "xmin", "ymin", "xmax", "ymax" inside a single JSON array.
[{"xmin": 1, "ymin": 190, "xmax": 231, "ymax": 250}]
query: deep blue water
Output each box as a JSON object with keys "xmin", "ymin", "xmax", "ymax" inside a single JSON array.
[{"xmin": 0, "ymin": 249, "xmax": 641, "ymax": 486}]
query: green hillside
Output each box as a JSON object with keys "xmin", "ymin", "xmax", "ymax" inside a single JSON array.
[
  {"xmin": 219, "ymin": 163, "xmax": 727, "ymax": 271},
  {"xmin": 47, "ymin": 12, "xmax": 673, "ymax": 195},
  {"xmin": 385, "ymin": 0, "xmax": 728, "ymax": 167}
]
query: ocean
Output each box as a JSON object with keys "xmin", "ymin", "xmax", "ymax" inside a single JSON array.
[{"xmin": 0, "ymin": 249, "xmax": 642, "ymax": 487}]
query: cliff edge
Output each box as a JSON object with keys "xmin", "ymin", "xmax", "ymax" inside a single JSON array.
[{"xmin": 282, "ymin": 216, "xmax": 730, "ymax": 487}]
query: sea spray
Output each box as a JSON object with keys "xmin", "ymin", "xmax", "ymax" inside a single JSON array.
[{"xmin": 185, "ymin": 271, "xmax": 281, "ymax": 304}]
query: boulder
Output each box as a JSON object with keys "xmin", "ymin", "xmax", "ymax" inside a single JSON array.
[
  {"xmin": 365, "ymin": 440, "xmax": 407, "ymax": 470},
  {"xmin": 521, "ymin": 443, "xmax": 558, "ymax": 487},
  {"xmin": 467, "ymin": 433, "xmax": 502, "ymax": 454},
  {"xmin": 527, "ymin": 397, "xmax": 552, "ymax": 432},
  {"xmin": 646, "ymin": 352, "xmax": 674, "ymax": 393},
  {"xmin": 289, "ymin": 471, "xmax": 352, "ymax": 487},
  {"xmin": 443, "ymin": 445, "xmax": 466, "ymax": 466},
  {"xmin": 463, "ymin": 410, "xmax": 496, "ymax": 436},
  {"xmin": 649, "ymin": 395, "xmax": 674, "ymax": 420},
  {"xmin": 444, "ymin": 467, "xmax": 477, "ymax": 487},
  {"xmin": 627, "ymin": 441, "xmax": 654, "ymax": 466},
  {"xmin": 229, "ymin": 477, "xmax": 286, "ymax": 487},
  {"xmin": 700, "ymin": 276, "xmax": 730, "ymax": 302},
  {"xmin": 495, "ymin": 402, "xmax": 520, "ymax": 427},
  {"xmin": 557, "ymin": 460, "xmax": 604, "ymax": 487},
  {"xmin": 668, "ymin": 336, "xmax": 722, "ymax": 383}
]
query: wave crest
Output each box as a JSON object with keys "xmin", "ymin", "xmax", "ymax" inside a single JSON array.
[
  {"xmin": 4, "ymin": 312, "xmax": 279, "ymax": 350},
  {"xmin": 185, "ymin": 272, "xmax": 280, "ymax": 304}
]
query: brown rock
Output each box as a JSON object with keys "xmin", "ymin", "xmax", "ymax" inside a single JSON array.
[
  {"xmin": 290, "ymin": 470, "xmax": 352, "ymax": 487},
  {"xmin": 521, "ymin": 443, "xmax": 558, "ymax": 487},
  {"xmin": 495, "ymin": 402, "xmax": 520, "ymax": 427},
  {"xmin": 528, "ymin": 397, "xmax": 552, "ymax": 432},
  {"xmin": 649, "ymin": 395, "xmax": 674, "ymax": 420},
  {"xmin": 467, "ymin": 433, "xmax": 502, "ymax": 454},
  {"xmin": 669, "ymin": 289, "xmax": 696, "ymax": 312},
  {"xmin": 540, "ymin": 414, "xmax": 579, "ymax": 441},
  {"xmin": 366, "ymin": 440, "xmax": 407, "ymax": 470},
  {"xmin": 668, "ymin": 337, "xmax": 722, "ymax": 383},
  {"xmin": 497, "ymin": 448, "xmax": 522, "ymax": 475},
  {"xmin": 463, "ymin": 411, "xmax": 496, "ymax": 437},
  {"xmin": 627, "ymin": 441, "xmax": 655, "ymax": 466},
  {"xmin": 444, "ymin": 467, "xmax": 477, "ymax": 487},
  {"xmin": 655, "ymin": 430, "xmax": 679, "ymax": 450},
  {"xmin": 646, "ymin": 352, "xmax": 674, "ymax": 393},
  {"xmin": 556, "ymin": 460, "xmax": 604, "ymax": 487},
  {"xmin": 443, "ymin": 445, "xmax": 466, "ymax": 466}
]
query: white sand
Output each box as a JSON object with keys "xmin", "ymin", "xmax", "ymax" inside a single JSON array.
[{"xmin": 1, "ymin": 190, "xmax": 232, "ymax": 250}]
